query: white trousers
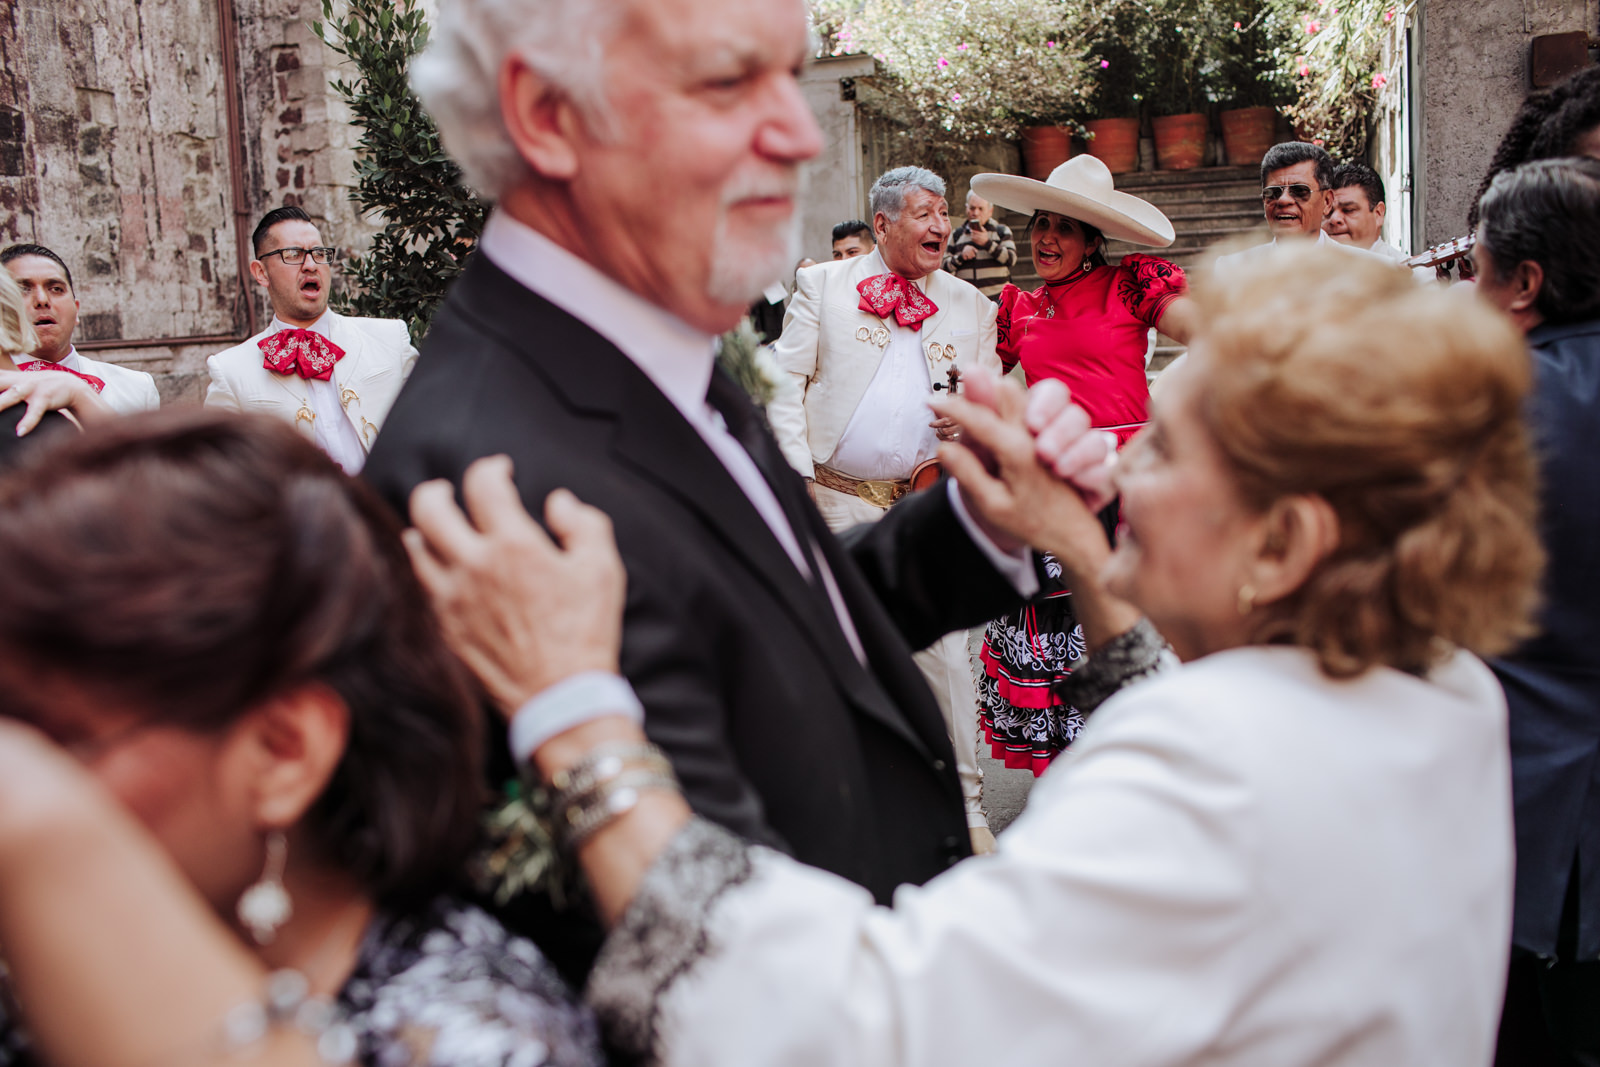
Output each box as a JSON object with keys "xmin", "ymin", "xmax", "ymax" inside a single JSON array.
[{"xmin": 813, "ymin": 483, "xmax": 986, "ymax": 827}]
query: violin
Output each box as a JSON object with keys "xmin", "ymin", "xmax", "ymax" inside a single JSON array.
[{"xmin": 912, "ymin": 368, "xmax": 963, "ymax": 492}]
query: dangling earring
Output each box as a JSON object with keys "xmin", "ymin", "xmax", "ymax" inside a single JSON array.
[
  {"xmin": 237, "ymin": 831, "xmax": 293, "ymax": 945},
  {"xmin": 1080, "ymin": 258, "xmax": 1093, "ymax": 274},
  {"xmin": 1237, "ymin": 584, "xmax": 1257, "ymax": 616}
]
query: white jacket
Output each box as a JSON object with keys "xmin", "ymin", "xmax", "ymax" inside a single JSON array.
[
  {"xmin": 609, "ymin": 646, "xmax": 1514, "ymax": 1067},
  {"xmin": 766, "ymin": 251, "xmax": 999, "ymax": 478},
  {"xmin": 204, "ymin": 311, "xmax": 417, "ymax": 452}
]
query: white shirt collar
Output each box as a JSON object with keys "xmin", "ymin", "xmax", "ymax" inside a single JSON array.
[
  {"xmin": 270, "ymin": 312, "xmax": 332, "ymax": 339},
  {"xmin": 478, "ymin": 210, "xmax": 718, "ymax": 416},
  {"xmin": 19, "ymin": 345, "xmax": 78, "ymax": 367},
  {"xmin": 860, "ymin": 248, "xmax": 930, "ymax": 292}
]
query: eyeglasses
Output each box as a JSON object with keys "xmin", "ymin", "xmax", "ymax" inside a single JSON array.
[
  {"xmin": 1261, "ymin": 184, "xmax": 1319, "ymax": 203},
  {"xmin": 259, "ymin": 246, "xmax": 337, "ymax": 266}
]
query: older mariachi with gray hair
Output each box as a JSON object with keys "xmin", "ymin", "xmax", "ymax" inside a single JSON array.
[{"xmin": 869, "ymin": 166, "xmax": 948, "ymax": 223}]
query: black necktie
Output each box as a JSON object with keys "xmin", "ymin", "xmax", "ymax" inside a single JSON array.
[{"xmin": 704, "ymin": 366, "xmax": 824, "ymax": 584}]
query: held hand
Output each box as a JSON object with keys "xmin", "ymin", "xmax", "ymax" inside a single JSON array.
[
  {"xmin": 928, "ymin": 414, "xmax": 961, "ymax": 442},
  {"xmin": 404, "ymin": 455, "xmax": 627, "ymax": 716},
  {"xmin": 969, "ymin": 226, "xmax": 992, "ymax": 247},
  {"xmin": 0, "ymin": 371, "xmax": 115, "ymax": 435},
  {"xmin": 1019, "ymin": 377, "xmax": 1118, "ymax": 511},
  {"xmin": 930, "ymin": 370, "xmax": 1118, "ymax": 583}
]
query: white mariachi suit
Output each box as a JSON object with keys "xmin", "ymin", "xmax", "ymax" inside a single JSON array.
[
  {"xmin": 204, "ymin": 311, "xmax": 418, "ymax": 474},
  {"xmin": 768, "ymin": 250, "xmax": 1003, "ymax": 830},
  {"xmin": 16, "ymin": 348, "xmax": 160, "ymax": 415}
]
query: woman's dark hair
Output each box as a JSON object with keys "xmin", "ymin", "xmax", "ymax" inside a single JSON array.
[
  {"xmin": 1030, "ymin": 212, "xmax": 1108, "ymax": 268},
  {"xmin": 0, "ymin": 410, "xmax": 483, "ymax": 909},
  {"xmin": 1469, "ymin": 65, "xmax": 1600, "ymax": 229},
  {"xmin": 1477, "ymin": 156, "xmax": 1600, "ymax": 325}
]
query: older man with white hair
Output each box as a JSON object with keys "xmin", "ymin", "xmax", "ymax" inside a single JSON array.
[
  {"xmin": 768, "ymin": 165, "xmax": 1002, "ymax": 850},
  {"xmin": 366, "ymin": 0, "xmax": 1095, "ymax": 977}
]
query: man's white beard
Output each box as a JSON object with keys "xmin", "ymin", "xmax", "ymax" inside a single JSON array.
[
  {"xmin": 706, "ymin": 217, "xmax": 800, "ymax": 306},
  {"xmin": 705, "ymin": 169, "xmax": 803, "ymax": 307}
]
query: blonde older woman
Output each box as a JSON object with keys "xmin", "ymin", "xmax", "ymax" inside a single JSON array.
[{"xmin": 407, "ymin": 244, "xmax": 1540, "ymax": 1066}]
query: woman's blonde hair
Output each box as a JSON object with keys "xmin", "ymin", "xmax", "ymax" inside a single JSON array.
[
  {"xmin": 0, "ymin": 270, "xmax": 35, "ymax": 359},
  {"xmin": 1193, "ymin": 244, "xmax": 1544, "ymax": 677}
]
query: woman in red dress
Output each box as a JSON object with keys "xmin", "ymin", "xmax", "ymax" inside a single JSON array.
[{"xmin": 969, "ymin": 156, "xmax": 1196, "ymax": 773}]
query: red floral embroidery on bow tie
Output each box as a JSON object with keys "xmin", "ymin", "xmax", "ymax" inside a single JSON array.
[
  {"xmin": 259, "ymin": 328, "xmax": 346, "ymax": 381},
  {"xmin": 857, "ymin": 273, "xmax": 939, "ymax": 330},
  {"xmin": 20, "ymin": 360, "xmax": 105, "ymax": 393}
]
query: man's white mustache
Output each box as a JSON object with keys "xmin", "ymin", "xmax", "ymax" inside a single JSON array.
[{"xmin": 721, "ymin": 171, "xmax": 799, "ymax": 206}]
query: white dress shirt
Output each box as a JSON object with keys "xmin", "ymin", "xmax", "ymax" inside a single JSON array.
[
  {"xmin": 826, "ymin": 251, "xmax": 942, "ymax": 481},
  {"xmin": 478, "ymin": 211, "xmax": 1034, "ymax": 670},
  {"xmin": 1212, "ymin": 228, "xmax": 1383, "ymax": 276},
  {"xmin": 268, "ymin": 315, "xmax": 369, "ymax": 474}
]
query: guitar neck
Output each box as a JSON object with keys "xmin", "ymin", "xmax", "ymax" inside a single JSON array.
[{"xmin": 1405, "ymin": 233, "xmax": 1475, "ymax": 270}]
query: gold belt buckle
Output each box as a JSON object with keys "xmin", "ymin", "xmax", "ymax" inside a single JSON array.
[{"xmin": 855, "ymin": 479, "xmax": 901, "ymax": 509}]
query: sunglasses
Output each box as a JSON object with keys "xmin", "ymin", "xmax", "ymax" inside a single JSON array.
[
  {"xmin": 1261, "ymin": 184, "xmax": 1320, "ymax": 203},
  {"xmin": 259, "ymin": 246, "xmax": 337, "ymax": 266}
]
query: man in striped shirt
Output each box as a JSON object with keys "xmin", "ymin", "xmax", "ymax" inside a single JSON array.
[{"xmin": 942, "ymin": 191, "xmax": 1017, "ymax": 299}]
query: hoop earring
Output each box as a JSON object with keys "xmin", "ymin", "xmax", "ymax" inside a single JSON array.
[
  {"xmin": 1080, "ymin": 258, "xmax": 1093, "ymax": 274},
  {"xmin": 1237, "ymin": 584, "xmax": 1257, "ymax": 616},
  {"xmin": 237, "ymin": 831, "xmax": 293, "ymax": 945}
]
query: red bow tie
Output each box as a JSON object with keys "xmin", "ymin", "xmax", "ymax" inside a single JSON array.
[
  {"xmin": 20, "ymin": 360, "xmax": 105, "ymax": 393},
  {"xmin": 259, "ymin": 328, "xmax": 345, "ymax": 381},
  {"xmin": 857, "ymin": 273, "xmax": 939, "ymax": 330}
]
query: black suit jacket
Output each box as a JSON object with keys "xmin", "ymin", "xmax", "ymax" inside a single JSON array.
[
  {"xmin": 365, "ymin": 253, "xmax": 1022, "ymax": 942},
  {"xmin": 1492, "ymin": 319, "xmax": 1600, "ymax": 959}
]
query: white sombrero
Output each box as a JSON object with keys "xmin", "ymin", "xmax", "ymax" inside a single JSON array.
[{"xmin": 970, "ymin": 155, "xmax": 1175, "ymax": 248}]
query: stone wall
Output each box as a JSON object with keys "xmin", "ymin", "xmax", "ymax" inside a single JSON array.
[
  {"xmin": 1418, "ymin": 0, "xmax": 1599, "ymax": 247},
  {"xmin": 0, "ymin": 0, "xmax": 374, "ymax": 404}
]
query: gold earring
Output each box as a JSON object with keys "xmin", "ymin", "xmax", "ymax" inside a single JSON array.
[{"xmin": 1237, "ymin": 584, "xmax": 1257, "ymax": 616}]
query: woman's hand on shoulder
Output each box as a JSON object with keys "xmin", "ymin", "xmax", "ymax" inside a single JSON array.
[
  {"xmin": 0, "ymin": 370, "xmax": 115, "ymax": 435},
  {"xmin": 404, "ymin": 456, "xmax": 627, "ymax": 717}
]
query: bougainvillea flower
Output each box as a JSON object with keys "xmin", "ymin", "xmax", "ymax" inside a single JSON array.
[
  {"xmin": 1100, "ymin": 59, "xmax": 1110, "ymax": 68},
  {"xmin": 1372, "ymin": 73, "xmax": 1388, "ymax": 89},
  {"xmin": 937, "ymin": 57, "xmax": 949, "ymax": 68},
  {"xmin": 1298, "ymin": 63, "xmax": 1311, "ymax": 76}
]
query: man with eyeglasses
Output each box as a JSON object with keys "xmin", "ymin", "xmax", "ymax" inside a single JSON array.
[
  {"xmin": 205, "ymin": 205, "xmax": 417, "ymax": 473},
  {"xmin": 1, "ymin": 243, "xmax": 161, "ymax": 414},
  {"xmin": 1214, "ymin": 142, "xmax": 1380, "ymax": 275}
]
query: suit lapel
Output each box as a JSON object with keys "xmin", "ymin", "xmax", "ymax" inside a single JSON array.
[{"xmin": 453, "ymin": 256, "xmax": 935, "ymax": 755}]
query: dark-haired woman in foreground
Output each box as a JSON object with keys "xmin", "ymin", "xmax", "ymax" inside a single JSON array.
[{"xmin": 0, "ymin": 412, "xmax": 601, "ymax": 1067}]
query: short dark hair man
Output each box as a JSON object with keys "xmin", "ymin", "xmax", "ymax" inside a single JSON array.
[
  {"xmin": 1214, "ymin": 142, "xmax": 1377, "ymax": 274},
  {"xmin": 830, "ymin": 219, "xmax": 874, "ymax": 260},
  {"xmin": 1475, "ymin": 156, "xmax": 1600, "ymax": 1065},
  {"xmin": 204, "ymin": 205, "xmax": 417, "ymax": 474},
  {"xmin": 1325, "ymin": 161, "xmax": 1424, "ymax": 271},
  {"xmin": 0, "ymin": 243, "xmax": 160, "ymax": 413}
]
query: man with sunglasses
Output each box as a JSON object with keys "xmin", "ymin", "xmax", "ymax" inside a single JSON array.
[
  {"xmin": 1214, "ymin": 142, "xmax": 1379, "ymax": 275},
  {"xmin": 205, "ymin": 205, "xmax": 417, "ymax": 473}
]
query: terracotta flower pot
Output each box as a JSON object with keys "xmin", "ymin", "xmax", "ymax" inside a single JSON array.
[
  {"xmin": 1084, "ymin": 117, "xmax": 1140, "ymax": 175},
  {"xmin": 1152, "ymin": 113, "xmax": 1207, "ymax": 170},
  {"xmin": 1219, "ymin": 106, "xmax": 1277, "ymax": 167},
  {"xmin": 1020, "ymin": 126, "xmax": 1071, "ymax": 181}
]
